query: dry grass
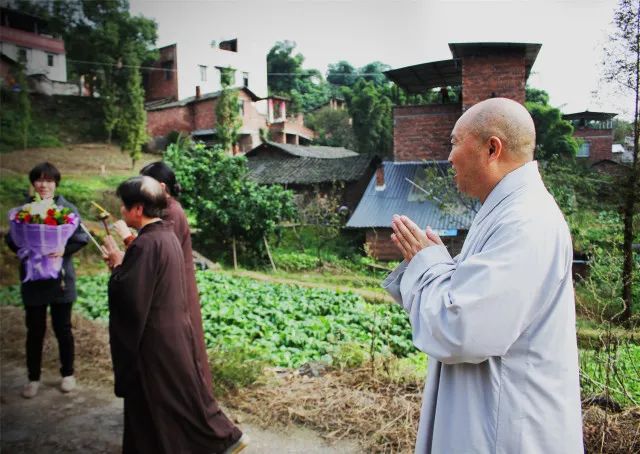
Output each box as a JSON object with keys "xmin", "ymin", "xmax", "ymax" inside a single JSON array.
[
  {"xmin": 228, "ymin": 366, "xmax": 422, "ymax": 453},
  {"xmin": 229, "ymin": 364, "xmax": 640, "ymax": 454},
  {"xmin": 0, "ymin": 143, "xmax": 157, "ymax": 177}
]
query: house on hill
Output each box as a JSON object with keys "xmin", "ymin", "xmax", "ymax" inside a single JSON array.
[
  {"xmin": 0, "ymin": 7, "xmax": 79, "ymax": 95},
  {"xmin": 347, "ymin": 42, "xmax": 541, "ymax": 260},
  {"xmin": 143, "ymin": 40, "xmax": 314, "ymax": 152},
  {"xmin": 246, "ymin": 142, "xmax": 378, "ymax": 212},
  {"xmin": 562, "ymin": 111, "xmax": 618, "ymax": 163}
]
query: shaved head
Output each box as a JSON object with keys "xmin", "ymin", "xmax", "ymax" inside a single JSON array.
[{"xmin": 461, "ymin": 98, "xmax": 536, "ymax": 162}]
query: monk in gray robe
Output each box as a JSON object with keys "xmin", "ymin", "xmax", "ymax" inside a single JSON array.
[
  {"xmin": 384, "ymin": 98, "xmax": 583, "ymax": 453},
  {"xmin": 103, "ymin": 176, "xmax": 247, "ymax": 454}
]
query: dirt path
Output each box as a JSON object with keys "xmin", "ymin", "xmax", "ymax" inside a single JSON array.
[{"xmin": 1, "ymin": 363, "xmax": 362, "ymax": 454}]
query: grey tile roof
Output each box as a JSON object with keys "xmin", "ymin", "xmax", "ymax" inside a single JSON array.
[
  {"xmin": 346, "ymin": 161, "xmax": 476, "ymax": 230},
  {"xmin": 247, "ymin": 155, "xmax": 374, "ymax": 185},
  {"xmin": 146, "ymin": 87, "xmax": 260, "ymax": 111},
  {"xmin": 249, "ymin": 142, "xmax": 358, "ymax": 159}
]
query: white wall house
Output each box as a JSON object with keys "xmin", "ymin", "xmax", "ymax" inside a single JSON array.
[
  {"xmin": 174, "ymin": 37, "xmax": 267, "ymax": 101},
  {"xmin": 0, "ymin": 8, "xmax": 67, "ymax": 82}
]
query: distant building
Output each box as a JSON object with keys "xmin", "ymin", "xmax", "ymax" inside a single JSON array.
[
  {"xmin": 0, "ymin": 7, "xmax": 67, "ymax": 83},
  {"xmin": 246, "ymin": 142, "xmax": 377, "ymax": 212},
  {"xmin": 144, "ymin": 40, "xmax": 267, "ymax": 104},
  {"xmin": 144, "ymin": 39, "xmax": 314, "ymax": 152},
  {"xmin": 562, "ymin": 111, "xmax": 617, "ymax": 163},
  {"xmin": 348, "ymin": 42, "xmax": 541, "ymax": 260}
]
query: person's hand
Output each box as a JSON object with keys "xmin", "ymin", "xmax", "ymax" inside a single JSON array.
[
  {"xmin": 112, "ymin": 220, "xmax": 133, "ymax": 241},
  {"xmin": 390, "ymin": 215, "xmax": 443, "ymax": 261},
  {"xmin": 102, "ymin": 235, "xmax": 124, "ymax": 270}
]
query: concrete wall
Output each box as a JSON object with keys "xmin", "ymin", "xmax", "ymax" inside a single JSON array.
[{"xmin": 0, "ymin": 36, "xmax": 67, "ymax": 82}]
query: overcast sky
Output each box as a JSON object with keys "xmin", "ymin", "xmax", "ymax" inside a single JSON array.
[{"xmin": 129, "ymin": 0, "xmax": 631, "ymax": 118}]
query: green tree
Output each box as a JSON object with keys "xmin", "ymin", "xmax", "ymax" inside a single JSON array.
[
  {"xmin": 117, "ymin": 47, "xmax": 147, "ymax": 168},
  {"xmin": 305, "ymin": 107, "xmax": 355, "ymax": 149},
  {"xmin": 344, "ymin": 79, "xmax": 393, "ymax": 155},
  {"xmin": 267, "ymin": 41, "xmax": 305, "ymax": 94},
  {"xmin": 327, "ymin": 61, "xmax": 358, "ymax": 87},
  {"xmin": 164, "ymin": 141, "xmax": 297, "ymax": 264},
  {"xmin": 358, "ymin": 61, "xmax": 392, "ymax": 86},
  {"xmin": 17, "ymin": 0, "xmax": 158, "ymax": 143},
  {"xmin": 524, "ymin": 87, "xmax": 579, "ymax": 160},
  {"xmin": 215, "ymin": 67, "xmax": 242, "ymax": 153},
  {"xmin": 613, "ymin": 118, "xmax": 634, "ymax": 143},
  {"xmin": 603, "ymin": 0, "xmax": 640, "ymax": 322},
  {"xmin": 266, "ymin": 41, "xmax": 331, "ymax": 113}
]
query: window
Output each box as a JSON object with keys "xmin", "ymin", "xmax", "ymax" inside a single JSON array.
[
  {"xmin": 161, "ymin": 61, "xmax": 173, "ymax": 81},
  {"xmin": 199, "ymin": 65, "xmax": 207, "ymax": 81},
  {"xmin": 576, "ymin": 142, "xmax": 591, "ymax": 158},
  {"xmin": 17, "ymin": 47, "xmax": 28, "ymax": 63},
  {"xmin": 219, "ymin": 39, "xmax": 238, "ymax": 52},
  {"xmin": 242, "ymin": 72, "xmax": 249, "ymax": 88},
  {"xmin": 238, "ymin": 100, "xmax": 245, "ymax": 117},
  {"xmin": 47, "ymin": 54, "xmax": 54, "ymax": 67}
]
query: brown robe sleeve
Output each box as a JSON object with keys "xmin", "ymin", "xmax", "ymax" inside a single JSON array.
[{"xmin": 107, "ymin": 240, "xmax": 157, "ymax": 398}]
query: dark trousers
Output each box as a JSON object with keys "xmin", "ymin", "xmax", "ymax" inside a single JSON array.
[{"xmin": 24, "ymin": 303, "xmax": 74, "ymax": 381}]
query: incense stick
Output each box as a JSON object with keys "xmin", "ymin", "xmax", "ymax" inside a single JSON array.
[{"xmin": 80, "ymin": 222, "xmax": 106, "ymax": 255}]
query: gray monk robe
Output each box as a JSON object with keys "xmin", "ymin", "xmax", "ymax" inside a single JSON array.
[
  {"xmin": 383, "ymin": 162, "xmax": 583, "ymax": 454},
  {"xmin": 108, "ymin": 221, "xmax": 241, "ymax": 454}
]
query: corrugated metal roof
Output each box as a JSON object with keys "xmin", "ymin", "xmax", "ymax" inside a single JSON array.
[
  {"xmin": 346, "ymin": 161, "xmax": 476, "ymax": 229},
  {"xmin": 248, "ymin": 155, "xmax": 374, "ymax": 185}
]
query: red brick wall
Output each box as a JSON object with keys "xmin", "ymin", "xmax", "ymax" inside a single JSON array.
[
  {"xmin": 147, "ymin": 105, "xmax": 192, "ymax": 137},
  {"xmin": 145, "ymin": 45, "xmax": 178, "ymax": 102},
  {"xmin": 461, "ymin": 54, "xmax": 526, "ymax": 110},
  {"xmin": 366, "ymin": 228, "xmax": 467, "ymax": 261},
  {"xmin": 393, "ymin": 104, "xmax": 461, "ymax": 161},
  {"xmin": 192, "ymin": 99, "xmax": 216, "ymax": 130},
  {"xmin": 573, "ymin": 128, "xmax": 613, "ymax": 162}
]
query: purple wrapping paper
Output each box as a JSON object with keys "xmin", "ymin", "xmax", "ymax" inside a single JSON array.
[{"xmin": 8, "ymin": 208, "xmax": 80, "ymax": 282}]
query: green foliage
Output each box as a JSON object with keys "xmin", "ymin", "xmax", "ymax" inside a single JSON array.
[
  {"xmin": 215, "ymin": 68, "xmax": 242, "ymax": 153},
  {"xmin": 164, "ymin": 141, "xmax": 296, "ymax": 263},
  {"xmin": 580, "ymin": 343, "xmax": 640, "ymax": 407},
  {"xmin": 15, "ymin": 66, "xmax": 31, "ymax": 150},
  {"xmin": 271, "ymin": 251, "xmax": 320, "ymax": 271},
  {"xmin": 305, "ymin": 107, "xmax": 355, "ymax": 149},
  {"xmin": 327, "ymin": 61, "xmax": 358, "ymax": 87},
  {"xmin": 266, "ymin": 41, "xmax": 332, "ymax": 113},
  {"xmin": 117, "ymin": 48, "xmax": 147, "ymax": 167},
  {"xmin": 208, "ymin": 345, "xmax": 266, "ymax": 397},
  {"xmin": 344, "ymin": 79, "xmax": 393, "ymax": 155},
  {"xmin": 612, "ymin": 118, "xmax": 634, "ymax": 143},
  {"xmin": 19, "ymin": 0, "xmax": 158, "ymax": 148},
  {"xmin": 526, "ymin": 101, "xmax": 579, "ymax": 160},
  {"xmin": 525, "ymin": 86, "xmax": 550, "ymax": 105}
]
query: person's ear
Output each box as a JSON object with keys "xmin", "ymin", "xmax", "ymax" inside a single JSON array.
[
  {"xmin": 134, "ymin": 204, "xmax": 144, "ymax": 217},
  {"xmin": 487, "ymin": 136, "xmax": 503, "ymax": 162}
]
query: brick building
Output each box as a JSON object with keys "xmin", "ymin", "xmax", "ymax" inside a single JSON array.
[
  {"xmin": 144, "ymin": 41, "xmax": 314, "ymax": 152},
  {"xmin": 562, "ymin": 111, "xmax": 617, "ymax": 164},
  {"xmin": 347, "ymin": 42, "xmax": 541, "ymax": 260}
]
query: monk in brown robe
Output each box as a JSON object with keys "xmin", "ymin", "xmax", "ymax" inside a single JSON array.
[
  {"xmin": 114, "ymin": 161, "xmax": 213, "ymax": 391},
  {"xmin": 103, "ymin": 176, "xmax": 247, "ymax": 454}
]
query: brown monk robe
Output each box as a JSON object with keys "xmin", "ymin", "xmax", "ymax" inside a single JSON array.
[
  {"xmin": 163, "ymin": 196, "xmax": 213, "ymax": 391},
  {"xmin": 108, "ymin": 220, "xmax": 242, "ymax": 453}
]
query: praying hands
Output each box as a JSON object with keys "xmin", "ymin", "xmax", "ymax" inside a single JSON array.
[{"xmin": 390, "ymin": 214, "xmax": 444, "ymax": 261}]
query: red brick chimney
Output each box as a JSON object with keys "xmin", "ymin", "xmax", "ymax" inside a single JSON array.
[
  {"xmin": 195, "ymin": 86, "xmax": 201, "ymax": 99},
  {"xmin": 375, "ymin": 164, "xmax": 385, "ymax": 191}
]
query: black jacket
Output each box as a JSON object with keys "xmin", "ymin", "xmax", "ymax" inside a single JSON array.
[{"xmin": 5, "ymin": 195, "xmax": 89, "ymax": 306}]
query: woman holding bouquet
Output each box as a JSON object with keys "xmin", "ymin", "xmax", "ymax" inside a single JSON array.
[{"xmin": 5, "ymin": 162, "xmax": 89, "ymax": 398}]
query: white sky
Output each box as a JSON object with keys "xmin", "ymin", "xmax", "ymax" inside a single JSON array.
[{"xmin": 129, "ymin": 0, "xmax": 632, "ymax": 118}]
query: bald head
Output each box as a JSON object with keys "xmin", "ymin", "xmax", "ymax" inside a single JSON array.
[
  {"xmin": 117, "ymin": 175, "xmax": 167, "ymax": 218},
  {"xmin": 461, "ymin": 98, "xmax": 536, "ymax": 162}
]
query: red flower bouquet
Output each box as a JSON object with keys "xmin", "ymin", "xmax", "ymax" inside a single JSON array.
[{"xmin": 9, "ymin": 199, "xmax": 80, "ymax": 282}]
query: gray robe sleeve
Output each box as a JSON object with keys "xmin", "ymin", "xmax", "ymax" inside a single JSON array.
[{"xmin": 383, "ymin": 223, "xmax": 564, "ymax": 364}]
